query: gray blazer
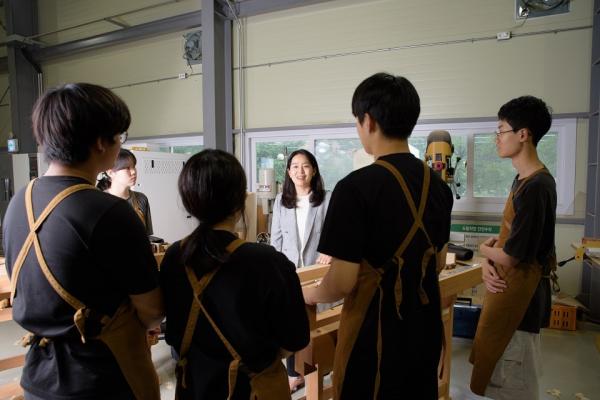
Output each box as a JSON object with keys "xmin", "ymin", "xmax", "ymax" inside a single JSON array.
[{"xmin": 270, "ymin": 191, "xmax": 331, "ymax": 267}]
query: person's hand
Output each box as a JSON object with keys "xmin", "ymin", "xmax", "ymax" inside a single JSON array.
[
  {"xmin": 316, "ymin": 253, "xmax": 332, "ymax": 265},
  {"xmin": 479, "ymin": 236, "xmax": 498, "ymax": 252},
  {"xmin": 481, "ymin": 259, "xmax": 507, "ymax": 293}
]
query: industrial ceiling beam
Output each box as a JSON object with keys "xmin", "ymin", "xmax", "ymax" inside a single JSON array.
[
  {"xmin": 30, "ymin": 10, "xmax": 202, "ymax": 63},
  {"xmin": 227, "ymin": 0, "xmax": 336, "ymax": 18}
]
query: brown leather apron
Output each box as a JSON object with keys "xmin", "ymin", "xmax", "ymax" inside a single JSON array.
[
  {"xmin": 469, "ymin": 167, "xmax": 554, "ymax": 395},
  {"xmin": 10, "ymin": 179, "xmax": 160, "ymax": 400},
  {"xmin": 332, "ymin": 160, "xmax": 438, "ymax": 400},
  {"xmin": 175, "ymin": 238, "xmax": 290, "ymax": 400}
]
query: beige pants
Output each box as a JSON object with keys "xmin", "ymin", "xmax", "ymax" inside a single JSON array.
[{"xmin": 485, "ymin": 330, "xmax": 542, "ymax": 400}]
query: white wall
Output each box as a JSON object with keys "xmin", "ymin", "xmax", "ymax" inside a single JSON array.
[
  {"xmin": 40, "ymin": 0, "xmax": 203, "ymax": 139},
  {"xmin": 35, "ymin": 0, "xmax": 594, "ymax": 294},
  {"xmin": 237, "ymin": 0, "xmax": 592, "ymax": 127}
]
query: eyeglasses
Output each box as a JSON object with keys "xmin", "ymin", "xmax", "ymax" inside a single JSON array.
[
  {"xmin": 119, "ymin": 132, "xmax": 128, "ymax": 144},
  {"xmin": 494, "ymin": 129, "xmax": 514, "ymax": 138}
]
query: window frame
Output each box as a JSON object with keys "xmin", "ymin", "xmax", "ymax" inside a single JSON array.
[{"xmin": 243, "ymin": 118, "xmax": 576, "ymax": 216}]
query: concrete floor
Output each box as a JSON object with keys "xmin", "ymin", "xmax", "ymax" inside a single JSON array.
[{"xmin": 1, "ymin": 320, "xmax": 599, "ymax": 399}]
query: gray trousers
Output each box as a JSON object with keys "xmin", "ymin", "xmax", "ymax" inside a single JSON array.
[{"xmin": 485, "ymin": 330, "xmax": 542, "ymax": 400}]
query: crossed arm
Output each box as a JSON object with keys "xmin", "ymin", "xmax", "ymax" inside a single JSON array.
[{"xmin": 478, "ymin": 237, "xmax": 520, "ymax": 293}]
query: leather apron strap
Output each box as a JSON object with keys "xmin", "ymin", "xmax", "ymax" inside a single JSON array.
[
  {"xmin": 178, "ymin": 238, "xmax": 248, "ymax": 399},
  {"xmin": 10, "ymin": 180, "xmax": 94, "ymax": 305},
  {"xmin": 11, "ymin": 179, "xmax": 160, "ymax": 400},
  {"xmin": 469, "ymin": 167, "xmax": 549, "ymax": 395},
  {"xmin": 333, "ymin": 160, "xmax": 435, "ymax": 400}
]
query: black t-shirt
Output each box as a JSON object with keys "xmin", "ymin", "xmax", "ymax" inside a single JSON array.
[
  {"xmin": 127, "ymin": 191, "xmax": 153, "ymax": 236},
  {"xmin": 318, "ymin": 153, "xmax": 453, "ymax": 399},
  {"xmin": 2, "ymin": 176, "xmax": 159, "ymax": 400},
  {"xmin": 160, "ymin": 231, "xmax": 309, "ymax": 400},
  {"xmin": 504, "ymin": 171, "xmax": 557, "ymax": 333}
]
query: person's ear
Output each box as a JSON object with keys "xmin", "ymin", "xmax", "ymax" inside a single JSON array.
[
  {"xmin": 94, "ymin": 137, "xmax": 108, "ymax": 153},
  {"xmin": 518, "ymin": 128, "xmax": 530, "ymax": 143},
  {"xmin": 363, "ymin": 113, "xmax": 374, "ymax": 133}
]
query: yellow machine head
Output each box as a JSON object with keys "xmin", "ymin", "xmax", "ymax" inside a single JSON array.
[{"xmin": 425, "ymin": 130, "xmax": 454, "ymax": 183}]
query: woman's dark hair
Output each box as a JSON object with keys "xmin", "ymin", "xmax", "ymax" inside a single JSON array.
[
  {"xmin": 351, "ymin": 72, "xmax": 420, "ymax": 140},
  {"xmin": 498, "ymin": 95, "xmax": 552, "ymax": 146},
  {"xmin": 32, "ymin": 83, "xmax": 131, "ymax": 164},
  {"xmin": 178, "ymin": 149, "xmax": 247, "ymax": 274},
  {"xmin": 96, "ymin": 149, "xmax": 137, "ymax": 190},
  {"xmin": 281, "ymin": 149, "xmax": 325, "ymax": 209}
]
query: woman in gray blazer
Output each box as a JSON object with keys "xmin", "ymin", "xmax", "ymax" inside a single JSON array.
[{"xmin": 269, "ymin": 149, "xmax": 331, "ymax": 392}]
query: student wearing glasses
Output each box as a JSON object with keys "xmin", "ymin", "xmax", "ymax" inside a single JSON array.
[
  {"xmin": 2, "ymin": 83, "xmax": 163, "ymax": 400},
  {"xmin": 470, "ymin": 96, "xmax": 557, "ymax": 400}
]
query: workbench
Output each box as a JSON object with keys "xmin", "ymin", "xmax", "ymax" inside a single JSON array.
[
  {"xmin": 296, "ymin": 261, "xmax": 482, "ymax": 400},
  {"xmin": 0, "ymin": 257, "xmax": 26, "ymax": 399}
]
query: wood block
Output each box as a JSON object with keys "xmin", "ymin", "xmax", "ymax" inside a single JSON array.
[
  {"xmin": 0, "ymin": 307, "xmax": 13, "ymax": 323},
  {"xmin": 0, "ymin": 381, "xmax": 23, "ymax": 399},
  {"xmin": 0, "ymin": 355, "xmax": 25, "ymax": 372},
  {"xmin": 297, "ymin": 264, "xmax": 330, "ymax": 284}
]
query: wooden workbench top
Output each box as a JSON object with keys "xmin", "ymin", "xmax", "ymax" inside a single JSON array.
[{"xmin": 439, "ymin": 261, "xmax": 482, "ymax": 298}]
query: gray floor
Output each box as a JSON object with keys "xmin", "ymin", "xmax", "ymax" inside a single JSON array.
[{"xmin": 1, "ymin": 320, "xmax": 599, "ymax": 400}]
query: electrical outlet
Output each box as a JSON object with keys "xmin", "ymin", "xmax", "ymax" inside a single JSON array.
[
  {"xmin": 496, "ymin": 31, "xmax": 511, "ymax": 41},
  {"xmin": 178, "ymin": 73, "xmax": 188, "ymax": 80}
]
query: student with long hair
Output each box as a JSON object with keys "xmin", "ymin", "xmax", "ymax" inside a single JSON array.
[
  {"xmin": 2, "ymin": 83, "xmax": 163, "ymax": 400},
  {"xmin": 160, "ymin": 149, "xmax": 309, "ymax": 399},
  {"xmin": 97, "ymin": 148, "xmax": 153, "ymax": 235},
  {"xmin": 269, "ymin": 149, "xmax": 331, "ymax": 391}
]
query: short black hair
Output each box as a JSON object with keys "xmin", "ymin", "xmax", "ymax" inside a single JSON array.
[
  {"xmin": 498, "ymin": 95, "xmax": 552, "ymax": 146},
  {"xmin": 32, "ymin": 83, "xmax": 131, "ymax": 164},
  {"xmin": 281, "ymin": 149, "xmax": 325, "ymax": 209},
  {"xmin": 352, "ymin": 72, "xmax": 420, "ymax": 140}
]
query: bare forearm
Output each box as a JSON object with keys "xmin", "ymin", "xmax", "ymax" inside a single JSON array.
[
  {"xmin": 130, "ymin": 288, "xmax": 165, "ymax": 329},
  {"xmin": 303, "ymin": 281, "xmax": 345, "ymax": 304},
  {"xmin": 303, "ymin": 258, "xmax": 359, "ymax": 305},
  {"xmin": 481, "ymin": 246, "xmax": 519, "ymax": 268}
]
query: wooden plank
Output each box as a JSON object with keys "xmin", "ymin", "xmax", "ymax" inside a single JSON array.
[
  {"xmin": 315, "ymin": 305, "xmax": 342, "ymax": 328},
  {"xmin": 0, "ymin": 354, "xmax": 25, "ymax": 372},
  {"xmin": 0, "ymin": 381, "xmax": 23, "ymax": 399},
  {"xmin": 0, "ymin": 308, "xmax": 13, "ymax": 323},
  {"xmin": 297, "ymin": 264, "xmax": 330, "ymax": 284},
  {"xmin": 0, "ymin": 274, "xmax": 11, "ymax": 299},
  {"xmin": 439, "ymin": 264, "xmax": 482, "ymax": 297}
]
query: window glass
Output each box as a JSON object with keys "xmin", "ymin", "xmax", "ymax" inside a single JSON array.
[
  {"xmin": 172, "ymin": 145, "xmax": 203, "ymax": 155},
  {"xmin": 315, "ymin": 138, "xmax": 363, "ymax": 190},
  {"xmin": 537, "ymin": 132, "xmax": 557, "ymax": 176},
  {"xmin": 255, "ymin": 140, "xmax": 309, "ymax": 185},
  {"xmin": 473, "ymin": 132, "xmax": 558, "ymax": 197},
  {"xmin": 245, "ymin": 119, "xmax": 573, "ymax": 215}
]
